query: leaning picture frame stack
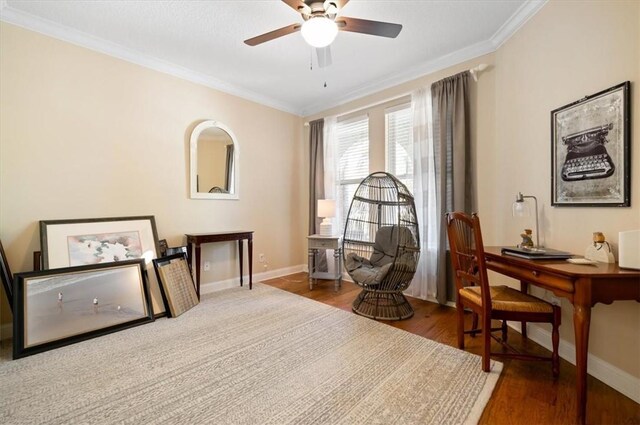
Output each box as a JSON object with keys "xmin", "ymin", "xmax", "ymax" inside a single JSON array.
[
  {"xmin": 551, "ymin": 81, "xmax": 630, "ymax": 207},
  {"xmin": 13, "ymin": 259, "xmax": 154, "ymax": 359},
  {"xmin": 39, "ymin": 216, "xmax": 166, "ymax": 316}
]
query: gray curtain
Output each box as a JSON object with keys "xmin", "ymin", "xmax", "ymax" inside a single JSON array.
[
  {"xmin": 309, "ymin": 119, "xmax": 328, "ymax": 272},
  {"xmin": 431, "ymin": 71, "xmax": 472, "ymax": 304}
]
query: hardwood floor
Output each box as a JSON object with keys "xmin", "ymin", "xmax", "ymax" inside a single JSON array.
[{"xmin": 263, "ymin": 273, "xmax": 640, "ymax": 425}]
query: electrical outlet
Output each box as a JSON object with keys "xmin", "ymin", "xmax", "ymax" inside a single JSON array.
[
  {"xmin": 259, "ymin": 254, "xmax": 265, "ymax": 263},
  {"xmin": 203, "ymin": 261, "xmax": 211, "ymax": 271}
]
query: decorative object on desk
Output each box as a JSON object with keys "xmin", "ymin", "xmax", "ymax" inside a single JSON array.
[
  {"xmin": 317, "ymin": 199, "xmax": 335, "ymax": 236},
  {"xmin": 12, "ymin": 259, "xmax": 154, "ymax": 359},
  {"xmin": 618, "ymin": 230, "xmax": 640, "ymax": 270},
  {"xmin": 518, "ymin": 229, "xmax": 534, "ymax": 248},
  {"xmin": 551, "ymin": 81, "xmax": 630, "ymax": 207},
  {"xmin": 0, "ymin": 239, "xmax": 13, "ymax": 312},
  {"xmin": 39, "ymin": 216, "xmax": 166, "ymax": 317},
  {"xmin": 584, "ymin": 232, "xmax": 615, "ymax": 263},
  {"xmin": 343, "ymin": 172, "xmax": 420, "ymax": 320},
  {"xmin": 501, "ymin": 246, "xmax": 572, "ymax": 260},
  {"xmin": 512, "ymin": 192, "xmax": 541, "ymax": 249},
  {"xmin": 153, "ymin": 253, "xmax": 199, "ymax": 318}
]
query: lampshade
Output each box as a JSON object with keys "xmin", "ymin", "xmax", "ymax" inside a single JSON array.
[
  {"xmin": 301, "ymin": 16, "xmax": 338, "ymax": 48},
  {"xmin": 512, "ymin": 195, "xmax": 531, "ymax": 217},
  {"xmin": 317, "ymin": 199, "xmax": 336, "ymax": 218}
]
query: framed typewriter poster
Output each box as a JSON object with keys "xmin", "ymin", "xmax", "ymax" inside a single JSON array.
[{"xmin": 551, "ymin": 81, "xmax": 630, "ymax": 207}]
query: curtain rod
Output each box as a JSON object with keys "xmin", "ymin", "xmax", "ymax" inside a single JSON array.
[{"xmin": 304, "ymin": 63, "xmax": 488, "ymax": 126}]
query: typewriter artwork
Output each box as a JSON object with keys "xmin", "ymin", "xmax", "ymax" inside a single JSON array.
[{"xmin": 561, "ymin": 123, "xmax": 615, "ymax": 181}]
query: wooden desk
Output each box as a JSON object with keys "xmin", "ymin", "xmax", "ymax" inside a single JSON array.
[
  {"xmin": 484, "ymin": 247, "xmax": 640, "ymax": 425},
  {"xmin": 185, "ymin": 231, "xmax": 253, "ymax": 297}
]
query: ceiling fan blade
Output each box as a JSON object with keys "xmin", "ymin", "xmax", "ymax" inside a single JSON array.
[
  {"xmin": 316, "ymin": 46, "xmax": 332, "ymax": 68},
  {"xmin": 281, "ymin": 0, "xmax": 311, "ymax": 15},
  {"xmin": 336, "ymin": 16, "xmax": 402, "ymax": 38},
  {"xmin": 244, "ymin": 24, "xmax": 301, "ymax": 46}
]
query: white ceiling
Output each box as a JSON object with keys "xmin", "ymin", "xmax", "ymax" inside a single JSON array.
[{"xmin": 0, "ymin": 0, "xmax": 545, "ymax": 116}]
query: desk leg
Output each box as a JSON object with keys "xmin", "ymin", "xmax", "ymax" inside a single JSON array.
[
  {"xmin": 520, "ymin": 281, "xmax": 529, "ymax": 339},
  {"xmin": 193, "ymin": 243, "xmax": 201, "ymax": 300},
  {"xmin": 574, "ymin": 280, "xmax": 592, "ymax": 425},
  {"xmin": 238, "ymin": 239, "xmax": 244, "ymax": 287},
  {"xmin": 248, "ymin": 236, "xmax": 253, "ymax": 290}
]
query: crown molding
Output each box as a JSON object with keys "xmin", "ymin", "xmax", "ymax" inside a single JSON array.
[
  {"xmin": 490, "ymin": 0, "xmax": 548, "ymax": 49},
  {"xmin": 301, "ymin": 0, "xmax": 548, "ymax": 116},
  {"xmin": 1, "ymin": 0, "xmax": 547, "ymax": 118},
  {"xmin": 300, "ymin": 38, "xmax": 496, "ymax": 116},
  {"xmin": 0, "ymin": 2, "xmax": 300, "ymax": 116}
]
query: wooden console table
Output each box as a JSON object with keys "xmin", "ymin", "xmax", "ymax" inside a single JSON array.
[
  {"xmin": 483, "ymin": 246, "xmax": 640, "ymax": 425},
  {"xmin": 185, "ymin": 231, "xmax": 254, "ymax": 297}
]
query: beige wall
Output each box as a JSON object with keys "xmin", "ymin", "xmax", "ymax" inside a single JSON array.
[
  {"xmin": 0, "ymin": 23, "xmax": 306, "ymax": 338},
  {"xmin": 305, "ymin": 0, "xmax": 640, "ymax": 379}
]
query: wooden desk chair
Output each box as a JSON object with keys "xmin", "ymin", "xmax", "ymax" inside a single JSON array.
[{"xmin": 445, "ymin": 212, "xmax": 561, "ymax": 376}]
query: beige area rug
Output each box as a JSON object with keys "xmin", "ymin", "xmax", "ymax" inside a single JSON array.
[{"xmin": 0, "ymin": 283, "xmax": 501, "ymax": 424}]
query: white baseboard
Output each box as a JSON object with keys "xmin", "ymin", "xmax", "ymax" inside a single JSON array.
[
  {"xmin": 508, "ymin": 322, "xmax": 640, "ymax": 404},
  {"xmin": 200, "ymin": 264, "xmax": 306, "ymax": 295}
]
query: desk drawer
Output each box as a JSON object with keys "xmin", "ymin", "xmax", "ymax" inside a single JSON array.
[
  {"xmin": 486, "ymin": 258, "xmax": 575, "ymax": 294},
  {"xmin": 309, "ymin": 238, "xmax": 339, "ymax": 250}
]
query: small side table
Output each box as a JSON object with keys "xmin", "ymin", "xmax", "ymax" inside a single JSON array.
[{"xmin": 307, "ymin": 235, "xmax": 343, "ymax": 291}]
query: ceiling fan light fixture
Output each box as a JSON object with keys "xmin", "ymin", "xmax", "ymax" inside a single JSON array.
[{"xmin": 301, "ymin": 16, "xmax": 338, "ymax": 48}]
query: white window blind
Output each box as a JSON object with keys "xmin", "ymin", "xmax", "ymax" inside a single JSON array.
[
  {"xmin": 336, "ymin": 114, "xmax": 369, "ymax": 230},
  {"xmin": 385, "ymin": 104, "xmax": 413, "ymax": 193}
]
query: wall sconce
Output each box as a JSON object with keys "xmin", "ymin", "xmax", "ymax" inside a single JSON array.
[
  {"xmin": 512, "ymin": 192, "xmax": 541, "ymax": 249},
  {"xmin": 317, "ymin": 199, "xmax": 336, "ymax": 236}
]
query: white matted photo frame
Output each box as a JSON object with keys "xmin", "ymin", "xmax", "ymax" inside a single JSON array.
[
  {"xmin": 153, "ymin": 253, "xmax": 199, "ymax": 318},
  {"xmin": 13, "ymin": 259, "xmax": 154, "ymax": 359},
  {"xmin": 551, "ymin": 81, "xmax": 630, "ymax": 207},
  {"xmin": 39, "ymin": 216, "xmax": 166, "ymax": 316}
]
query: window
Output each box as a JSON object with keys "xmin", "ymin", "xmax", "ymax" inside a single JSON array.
[
  {"xmin": 385, "ymin": 104, "xmax": 413, "ymax": 193},
  {"xmin": 336, "ymin": 114, "xmax": 369, "ymax": 230}
]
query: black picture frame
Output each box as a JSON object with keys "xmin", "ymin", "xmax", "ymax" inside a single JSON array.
[
  {"xmin": 0, "ymin": 240, "xmax": 13, "ymax": 312},
  {"xmin": 152, "ymin": 253, "xmax": 199, "ymax": 318},
  {"xmin": 39, "ymin": 215, "xmax": 166, "ymax": 317},
  {"xmin": 551, "ymin": 81, "xmax": 631, "ymax": 207},
  {"xmin": 13, "ymin": 259, "xmax": 154, "ymax": 359}
]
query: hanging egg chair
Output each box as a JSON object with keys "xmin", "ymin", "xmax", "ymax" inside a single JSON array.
[{"xmin": 342, "ymin": 172, "xmax": 420, "ymax": 320}]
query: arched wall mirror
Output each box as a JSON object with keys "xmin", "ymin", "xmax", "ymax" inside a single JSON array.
[{"xmin": 190, "ymin": 120, "xmax": 239, "ymax": 200}]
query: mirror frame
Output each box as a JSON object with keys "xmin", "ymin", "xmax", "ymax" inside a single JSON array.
[{"xmin": 190, "ymin": 120, "xmax": 239, "ymax": 200}]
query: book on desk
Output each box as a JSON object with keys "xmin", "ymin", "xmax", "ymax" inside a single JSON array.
[{"xmin": 501, "ymin": 246, "xmax": 573, "ymax": 260}]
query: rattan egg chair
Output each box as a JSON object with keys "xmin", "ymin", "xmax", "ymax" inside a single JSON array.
[{"xmin": 342, "ymin": 172, "xmax": 420, "ymax": 320}]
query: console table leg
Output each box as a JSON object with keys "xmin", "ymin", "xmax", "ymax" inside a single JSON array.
[
  {"xmin": 194, "ymin": 243, "xmax": 201, "ymax": 300},
  {"xmin": 238, "ymin": 239, "xmax": 244, "ymax": 287},
  {"xmin": 248, "ymin": 236, "xmax": 253, "ymax": 290}
]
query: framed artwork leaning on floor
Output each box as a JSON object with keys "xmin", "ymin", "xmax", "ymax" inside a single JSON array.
[{"xmin": 13, "ymin": 259, "xmax": 154, "ymax": 359}]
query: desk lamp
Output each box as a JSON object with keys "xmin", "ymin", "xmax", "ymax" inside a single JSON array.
[
  {"xmin": 318, "ymin": 199, "xmax": 336, "ymax": 236},
  {"xmin": 512, "ymin": 192, "xmax": 542, "ymax": 250}
]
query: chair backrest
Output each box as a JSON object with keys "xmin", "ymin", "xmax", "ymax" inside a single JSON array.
[{"xmin": 445, "ymin": 212, "xmax": 491, "ymax": 309}]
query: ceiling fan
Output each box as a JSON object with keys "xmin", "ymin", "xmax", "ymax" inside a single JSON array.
[{"xmin": 244, "ymin": 0, "xmax": 403, "ymax": 66}]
